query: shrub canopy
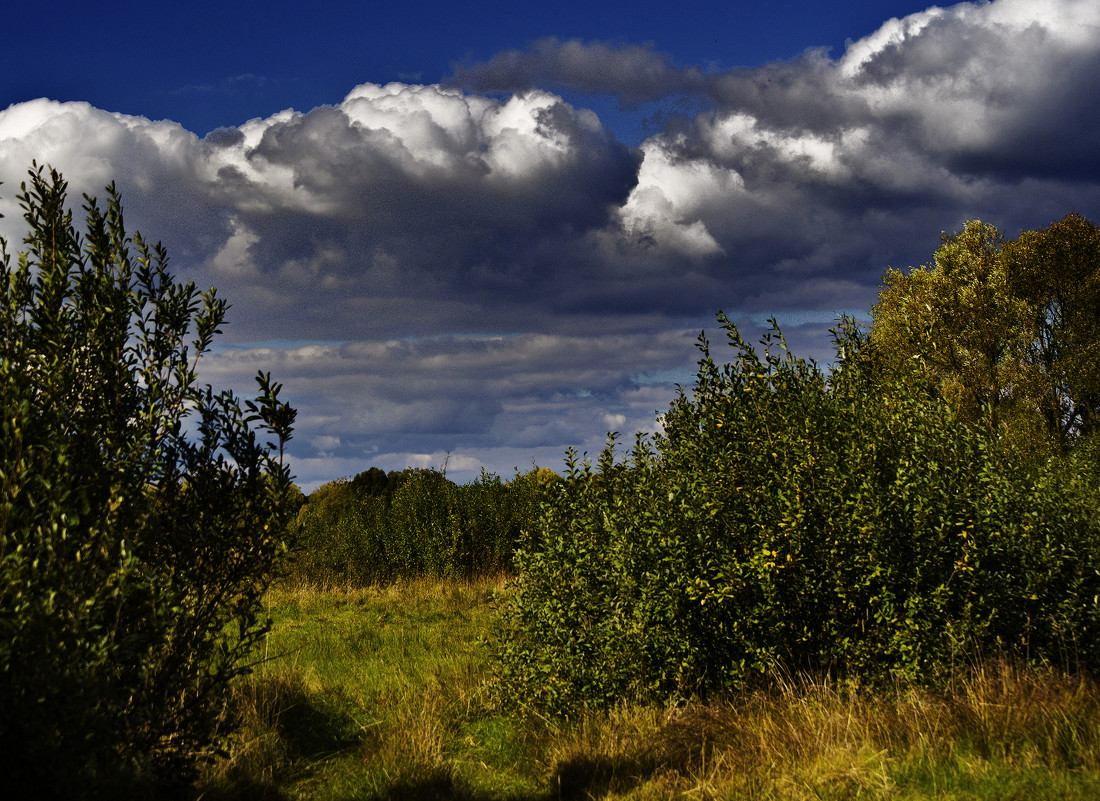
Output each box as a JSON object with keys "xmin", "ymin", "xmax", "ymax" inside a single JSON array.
[
  {"xmin": 0, "ymin": 166, "xmax": 296, "ymax": 795},
  {"xmin": 493, "ymin": 315, "xmax": 1100, "ymax": 715}
]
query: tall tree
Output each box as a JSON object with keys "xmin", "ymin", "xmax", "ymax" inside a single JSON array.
[
  {"xmin": 871, "ymin": 214, "xmax": 1100, "ymax": 453},
  {"xmin": 1004, "ymin": 213, "xmax": 1100, "ymax": 444}
]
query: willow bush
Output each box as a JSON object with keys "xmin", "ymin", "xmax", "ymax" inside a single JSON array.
[
  {"xmin": 0, "ymin": 166, "xmax": 297, "ymax": 796},
  {"xmin": 493, "ymin": 314, "xmax": 1100, "ymax": 715}
]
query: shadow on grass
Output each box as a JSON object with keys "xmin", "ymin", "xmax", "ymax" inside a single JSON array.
[
  {"xmin": 197, "ymin": 777, "xmax": 293, "ymax": 801},
  {"xmin": 371, "ymin": 767, "xmax": 481, "ymax": 801},
  {"xmin": 276, "ymin": 694, "xmax": 363, "ymax": 761},
  {"xmin": 363, "ymin": 752, "xmax": 669, "ymax": 801},
  {"xmin": 203, "ymin": 678, "xmax": 365, "ymax": 801},
  {"xmin": 552, "ymin": 752, "xmax": 677, "ymax": 801},
  {"xmin": 370, "ymin": 771, "xmax": 548, "ymax": 801}
]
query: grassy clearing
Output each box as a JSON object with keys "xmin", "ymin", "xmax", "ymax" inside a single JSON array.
[{"xmin": 201, "ymin": 579, "xmax": 1100, "ymax": 800}]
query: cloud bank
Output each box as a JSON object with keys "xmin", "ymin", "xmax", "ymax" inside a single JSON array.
[{"xmin": 2, "ymin": 0, "xmax": 1098, "ymax": 489}]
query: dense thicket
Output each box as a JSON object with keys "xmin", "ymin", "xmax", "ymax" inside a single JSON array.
[
  {"xmin": 493, "ymin": 315, "xmax": 1100, "ymax": 715},
  {"xmin": 290, "ymin": 466, "xmax": 558, "ymax": 585},
  {"xmin": 0, "ymin": 167, "xmax": 296, "ymax": 796}
]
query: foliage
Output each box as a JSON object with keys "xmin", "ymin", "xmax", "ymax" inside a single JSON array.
[
  {"xmin": 872, "ymin": 214, "xmax": 1100, "ymax": 455},
  {"xmin": 0, "ymin": 166, "xmax": 296, "ymax": 795},
  {"xmin": 290, "ymin": 466, "xmax": 555, "ymax": 586},
  {"xmin": 492, "ymin": 314, "xmax": 1100, "ymax": 715},
  {"xmin": 1003, "ymin": 213, "xmax": 1100, "ymax": 444}
]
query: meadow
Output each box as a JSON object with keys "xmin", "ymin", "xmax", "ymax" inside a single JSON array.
[{"xmin": 203, "ymin": 577, "xmax": 1100, "ymax": 800}]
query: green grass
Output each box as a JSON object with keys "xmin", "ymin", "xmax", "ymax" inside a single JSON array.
[
  {"xmin": 201, "ymin": 578, "xmax": 1100, "ymax": 800},
  {"xmin": 202, "ymin": 578, "xmax": 538, "ymax": 800}
]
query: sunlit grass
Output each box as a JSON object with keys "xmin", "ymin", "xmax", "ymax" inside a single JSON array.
[
  {"xmin": 203, "ymin": 577, "xmax": 538, "ymax": 800},
  {"xmin": 202, "ymin": 579, "xmax": 1100, "ymax": 800}
]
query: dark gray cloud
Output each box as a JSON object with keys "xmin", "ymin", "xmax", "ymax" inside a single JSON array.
[
  {"xmin": 450, "ymin": 37, "xmax": 707, "ymax": 106},
  {"xmin": 199, "ymin": 328, "xmax": 706, "ymax": 488}
]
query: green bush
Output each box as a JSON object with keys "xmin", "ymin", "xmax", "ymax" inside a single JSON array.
[
  {"xmin": 492, "ymin": 315, "xmax": 1100, "ymax": 715},
  {"xmin": 0, "ymin": 166, "xmax": 296, "ymax": 795}
]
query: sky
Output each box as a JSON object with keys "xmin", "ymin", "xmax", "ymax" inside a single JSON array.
[{"xmin": 2, "ymin": 0, "xmax": 1099, "ymax": 490}]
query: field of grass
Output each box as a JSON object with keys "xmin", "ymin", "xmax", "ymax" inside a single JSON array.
[{"xmin": 201, "ymin": 578, "xmax": 1100, "ymax": 800}]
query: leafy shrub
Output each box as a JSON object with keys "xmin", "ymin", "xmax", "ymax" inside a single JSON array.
[
  {"xmin": 0, "ymin": 166, "xmax": 296, "ymax": 795},
  {"xmin": 492, "ymin": 315, "xmax": 1100, "ymax": 715}
]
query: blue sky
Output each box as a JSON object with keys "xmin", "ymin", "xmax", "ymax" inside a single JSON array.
[
  {"xmin": 2, "ymin": 0, "xmax": 1099, "ymax": 490},
  {"xmin": 5, "ymin": 1, "xmax": 932, "ymax": 140}
]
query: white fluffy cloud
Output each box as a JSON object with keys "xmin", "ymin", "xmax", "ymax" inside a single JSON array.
[
  {"xmin": 0, "ymin": 84, "xmax": 636, "ymax": 298},
  {"xmin": 572, "ymin": 0, "xmax": 1100, "ymax": 318}
]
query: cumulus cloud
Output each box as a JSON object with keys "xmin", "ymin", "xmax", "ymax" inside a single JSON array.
[
  {"xmin": 456, "ymin": 2, "xmax": 1100, "ymax": 224},
  {"xmin": 0, "ymin": 84, "xmax": 640, "ymax": 338},
  {"xmin": 581, "ymin": 0, "xmax": 1100, "ymax": 310},
  {"xmin": 2, "ymin": 0, "xmax": 1099, "ymax": 490}
]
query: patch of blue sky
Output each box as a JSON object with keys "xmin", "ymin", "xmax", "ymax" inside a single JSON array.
[
  {"xmin": 633, "ymin": 367, "xmax": 697, "ymax": 387},
  {"xmin": 742, "ymin": 309, "xmax": 871, "ymax": 328},
  {"xmin": 211, "ymin": 339, "xmax": 352, "ymax": 351}
]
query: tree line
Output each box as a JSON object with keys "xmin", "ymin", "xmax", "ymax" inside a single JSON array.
[{"xmin": 289, "ymin": 465, "xmax": 559, "ymax": 585}]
